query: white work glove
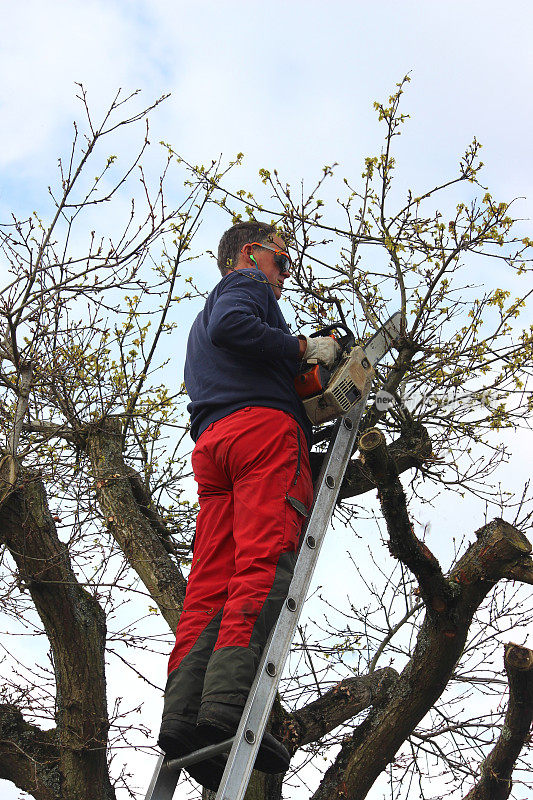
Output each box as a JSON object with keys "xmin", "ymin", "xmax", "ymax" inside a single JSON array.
[{"xmin": 303, "ymin": 336, "xmax": 341, "ymax": 369}]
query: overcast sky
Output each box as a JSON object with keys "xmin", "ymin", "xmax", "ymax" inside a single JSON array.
[{"xmin": 1, "ymin": 2, "xmax": 532, "ymax": 798}]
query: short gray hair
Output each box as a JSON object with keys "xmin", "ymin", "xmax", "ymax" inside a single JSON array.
[{"xmin": 217, "ymin": 221, "xmax": 276, "ymax": 277}]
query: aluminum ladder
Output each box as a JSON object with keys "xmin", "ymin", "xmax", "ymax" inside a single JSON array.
[{"xmin": 145, "ymin": 312, "xmax": 401, "ymax": 800}]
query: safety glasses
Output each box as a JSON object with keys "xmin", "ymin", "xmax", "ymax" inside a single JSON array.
[{"xmin": 250, "ymin": 242, "xmax": 292, "ymax": 274}]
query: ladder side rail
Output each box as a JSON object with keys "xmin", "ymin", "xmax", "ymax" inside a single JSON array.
[
  {"xmin": 144, "ymin": 753, "xmax": 181, "ymax": 800},
  {"xmin": 214, "ymin": 393, "xmax": 369, "ymax": 800}
]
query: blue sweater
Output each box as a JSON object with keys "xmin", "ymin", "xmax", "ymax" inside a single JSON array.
[{"xmin": 184, "ymin": 268, "xmax": 313, "ymax": 450}]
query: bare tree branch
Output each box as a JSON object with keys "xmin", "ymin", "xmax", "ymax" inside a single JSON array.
[
  {"xmin": 463, "ymin": 643, "xmax": 533, "ymax": 800},
  {"xmin": 0, "ymin": 704, "xmax": 59, "ymax": 800},
  {"xmin": 358, "ymin": 427, "xmax": 452, "ymax": 613},
  {"xmin": 9, "ymin": 361, "xmax": 33, "ymax": 456},
  {"xmin": 335, "ymin": 421, "xmax": 432, "ymax": 500},
  {"xmin": 274, "ymin": 668, "xmax": 398, "ymax": 756},
  {"xmin": 85, "ymin": 416, "xmax": 186, "ymax": 631}
]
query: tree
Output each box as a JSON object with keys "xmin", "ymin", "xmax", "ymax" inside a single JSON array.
[{"xmin": 0, "ymin": 79, "xmax": 531, "ymax": 800}]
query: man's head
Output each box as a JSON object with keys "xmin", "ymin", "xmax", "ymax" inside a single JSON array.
[{"xmin": 217, "ymin": 221, "xmax": 291, "ymax": 300}]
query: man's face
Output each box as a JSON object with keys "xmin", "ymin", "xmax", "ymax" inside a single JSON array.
[{"xmin": 253, "ymin": 235, "xmax": 290, "ymax": 300}]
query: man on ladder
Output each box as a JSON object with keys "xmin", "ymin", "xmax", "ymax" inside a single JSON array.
[{"xmin": 157, "ymin": 221, "xmax": 340, "ymax": 792}]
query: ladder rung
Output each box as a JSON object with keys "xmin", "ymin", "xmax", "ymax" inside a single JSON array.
[
  {"xmin": 144, "ymin": 739, "xmax": 235, "ymax": 800},
  {"xmin": 165, "ymin": 737, "xmax": 235, "ymax": 771}
]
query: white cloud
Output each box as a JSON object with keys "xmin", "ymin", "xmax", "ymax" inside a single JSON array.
[{"xmin": 1, "ymin": 1, "xmax": 165, "ymax": 169}]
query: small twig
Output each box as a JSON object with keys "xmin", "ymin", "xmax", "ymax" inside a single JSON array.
[{"xmin": 298, "ymin": 624, "xmax": 322, "ymax": 697}]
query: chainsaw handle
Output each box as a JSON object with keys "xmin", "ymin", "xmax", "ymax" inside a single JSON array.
[{"xmin": 309, "ymin": 323, "xmax": 355, "ymax": 352}]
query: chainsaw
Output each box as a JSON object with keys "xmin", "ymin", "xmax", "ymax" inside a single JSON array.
[{"xmin": 295, "ymin": 313, "xmax": 401, "ymax": 425}]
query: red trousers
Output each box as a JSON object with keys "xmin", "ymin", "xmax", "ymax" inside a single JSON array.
[{"xmin": 164, "ymin": 407, "xmax": 313, "ymax": 719}]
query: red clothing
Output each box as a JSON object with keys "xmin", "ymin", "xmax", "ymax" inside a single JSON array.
[{"xmin": 164, "ymin": 407, "xmax": 313, "ymax": 715}]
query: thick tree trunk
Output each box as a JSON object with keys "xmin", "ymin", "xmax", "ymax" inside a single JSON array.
[{"xmin": 0, "ymin": 456, "xmax": 115, "ymax": 800}]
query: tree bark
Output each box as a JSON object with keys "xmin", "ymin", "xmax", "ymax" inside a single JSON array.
[
  {"xmin": 310, "ymin": 422, "xmax": 432, "ymax": 500},
  {"xmin": 463, "ymin": 643, "xmax": 533, "ymax": 800},
  {"xmin": 85, "ymin": 416, "xmax": 187, "ymax": 632},
  {"xmin": 202, "ymin": 771, "xmax": 283, "ymax": 800},
  {"xmin": 0, "ymin": 704, "xmax": 59, "ymax": 800},
  {"xmin": 358, "ymin": 427, "xmax": 452, "ymax": 612},
  {"xmin": 274, "ymin": 668, "xmax": 398, "ymax": 756},
  {"xmin": 0, "ymin": 456, "xmax": 115, "ymax": 800},
  {"xmin": 309, "ymin": 511, "xmax": 533, "ymax": 800}
]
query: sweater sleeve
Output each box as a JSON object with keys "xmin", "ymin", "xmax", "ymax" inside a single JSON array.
[{"xmin": 207, "ymin": 270, "xmax": 300, "ymax": 362}]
